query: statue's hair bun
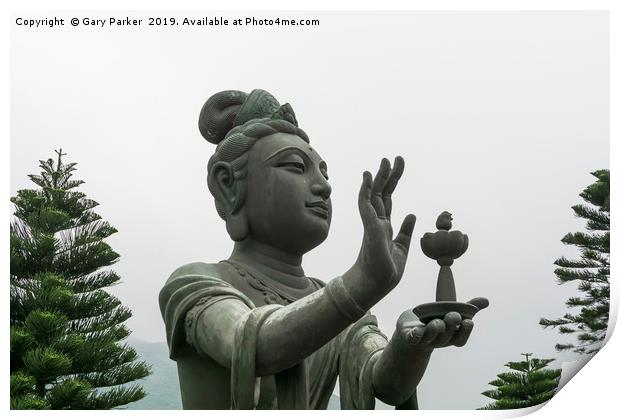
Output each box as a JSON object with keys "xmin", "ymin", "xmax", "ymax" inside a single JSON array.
[{"xmin": 199, "ymin": 90, "xmax": 248, "ymax": 144}]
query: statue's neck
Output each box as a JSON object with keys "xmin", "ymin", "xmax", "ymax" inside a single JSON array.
[{"xmin": 229, "ymin": 239, "xmax": 304, "ymax": 278}]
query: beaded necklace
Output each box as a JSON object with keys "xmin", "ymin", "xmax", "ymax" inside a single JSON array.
[{"xmin": 223, "ymin": 259, "xmax": 317, "ymax": 305}]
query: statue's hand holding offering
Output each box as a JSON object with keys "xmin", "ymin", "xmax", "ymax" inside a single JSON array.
[
  {"xmin": 395, "ymin": 299, "xmax": 488, "ymax": 354},
  {"xmin": 346, "ymin": 157, "xmax": 416, "ymax": 308}
]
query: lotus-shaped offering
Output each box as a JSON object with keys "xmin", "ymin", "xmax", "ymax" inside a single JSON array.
[
  {"xmin": 420, "ymin": 211, "xmax": 468, "ymax": 265},
  {"xmin": 413, "ymin": 211, "xmax": 489, "ymax": 323}
]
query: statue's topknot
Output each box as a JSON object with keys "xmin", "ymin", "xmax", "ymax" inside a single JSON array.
[{"xmin": 199, "ymin": 89, "xmax": 299, "ymax": 145}]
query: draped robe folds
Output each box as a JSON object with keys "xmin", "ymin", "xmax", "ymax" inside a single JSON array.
[{"xmin": 159, "ymin": 261, "xmax": 417, "ymax": 410}]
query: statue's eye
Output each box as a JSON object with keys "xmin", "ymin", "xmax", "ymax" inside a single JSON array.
[
  {"xmin": 320, "ymin": 162, "xmax": 329, "ymax": 180},
  {"xmin": 278, "ymin": 161, "xmax": 305, "ymax": 173}
]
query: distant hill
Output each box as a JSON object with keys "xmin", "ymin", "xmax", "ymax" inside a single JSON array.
[{"xmin": 120, "ymin": 339, "xmax": 389, "ymax": 410}]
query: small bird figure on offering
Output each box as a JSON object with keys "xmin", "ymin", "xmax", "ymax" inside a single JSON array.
[{"xmin": 435, "ymin": 211, "xmax": 453, "ymax": 231}]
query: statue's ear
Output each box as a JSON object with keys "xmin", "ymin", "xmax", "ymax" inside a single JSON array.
[
  {"xmin": 210, "ymin": 162, "xmax": 248, "ymax": 241},
  {"xmin": 211, "ymin": 162, "xmax": 237, "ymax": 213}
]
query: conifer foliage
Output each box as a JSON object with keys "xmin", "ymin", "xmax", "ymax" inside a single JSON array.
[
  {"xmin": 10, "ymin": 150, "xmax": 149, "ymax": 409},
  {"xmin": 540, "ymin": 170, "xmax": 610, "ymax": 354},
  {"xmin": 480, "ymin": 353, "xmax": 560, "ymax": 410}
]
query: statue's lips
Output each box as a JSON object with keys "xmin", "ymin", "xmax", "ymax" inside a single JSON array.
[{"xmin": 306, "ymin": 201, "xmax": 330, "ymax": 218}]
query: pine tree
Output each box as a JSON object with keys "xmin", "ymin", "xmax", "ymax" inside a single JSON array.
[
  {"xmin": 539, "ymin": 170, "xmax": 610, "ymax": 355},
  {"xmin": 479, "ymin": 353, "xmax": 561, "ymax": 410},
  {"xmin": 10, "ymin": 150, "xmax": 150, "ymax": 409}
]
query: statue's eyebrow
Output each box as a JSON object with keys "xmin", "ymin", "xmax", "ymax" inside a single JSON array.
[{"xmin": 263, "ymin": 146, "xmax": 310, "ymax": 162}]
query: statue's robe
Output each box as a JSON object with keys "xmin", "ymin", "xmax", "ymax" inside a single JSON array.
[{"xmin": 159, "ymin": 261, "xmax": 414, "ymax": 410}]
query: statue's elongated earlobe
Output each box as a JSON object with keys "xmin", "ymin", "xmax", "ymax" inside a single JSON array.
[{"xmin": 227, "ymin": 212, "xmax": 249, "ymax": 241}]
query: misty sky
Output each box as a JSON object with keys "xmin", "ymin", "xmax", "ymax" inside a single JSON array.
[{"xmin": 11, "ymin": 11, "xmax": 609, "ymax": 409}]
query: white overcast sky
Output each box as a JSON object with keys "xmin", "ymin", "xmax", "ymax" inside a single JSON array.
[{"xmin": 11, "ymin": 11, "xmax": 609, "ymax": 409}]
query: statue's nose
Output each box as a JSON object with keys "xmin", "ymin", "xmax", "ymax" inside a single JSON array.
[{"xmin": 311, "ymin": 181, "xmax": 331, "ymax": 200}]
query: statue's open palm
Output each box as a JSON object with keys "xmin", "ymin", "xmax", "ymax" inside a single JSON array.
[{"xmin": 355, "ymin": 157, "xmax": 416, "ymax": 297}]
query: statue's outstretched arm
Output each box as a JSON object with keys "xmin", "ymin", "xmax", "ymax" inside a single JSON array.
[{"xmin": 191, "ymin": 276, "xmax": 373, "ymax": 376}]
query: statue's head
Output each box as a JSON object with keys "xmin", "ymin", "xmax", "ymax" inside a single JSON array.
[{"xmin": 201, "ymin": 89, "xmax": 332, "ymax": 256}]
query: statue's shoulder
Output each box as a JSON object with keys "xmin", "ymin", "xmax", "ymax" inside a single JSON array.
[
  {"xmin": 307, "ymin": 276, "xmax": 326, "ymax": 290},
  {"xmin": 165, "ymin": 261, "xmax": 240, "ymax": 288},
  {"xmin": 163, "ymin": 261, "xmax": 266, "ymax": 308}
]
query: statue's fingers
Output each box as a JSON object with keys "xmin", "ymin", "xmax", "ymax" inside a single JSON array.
[
  {"xmin": 382, "ymin": 156, "xmax": 405, "ymax": 220},
  {"xmin": 420, "ymin": 319, "xmax": 445, "ymax": 345},
  {"xmin": 408, "ymin": 326, "xmax": 425, "ymax": 346},
  {"xmin": 393, "ymin": 214, "xmax": 416, "ymax": 254},
  {"xmin": 371, "ymin": 158, "xmax": 391, "ymax": 195},
  {"xmin": 467, "ymin": 297, "xmax": 489, "ymax": 311},
  {"xmin": 434, "ymin": 312, "xmax": 462, "ymax": 347},
  {"xmin": 370, "ymin": 194, "xmax": 386, "ymax": 219},
  {"xmin": 370, "ymin": 158, "xmax": 390, "ymax": 218},
  {"xmin": 358, "ymin": 171, "xmax": 377, "ymax": 225},
  {"xmin": 452, "ymin": 319, "xmax": 474, "ymax": 347},
  {"xmin": 383, "ymin": 156, "xmax": 405, "ymax": 196},
  {"xmin": 384, "ymin": 196, "xmax": 393, "ymax": 221}
]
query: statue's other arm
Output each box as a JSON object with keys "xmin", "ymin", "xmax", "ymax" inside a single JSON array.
[
  {"xmin": 370, "ymin": 329, "xmax": 432, "ymax": 406},
  {"xmin": 370, "ymin": 309, "xmax": 476, "ymax": 406}
]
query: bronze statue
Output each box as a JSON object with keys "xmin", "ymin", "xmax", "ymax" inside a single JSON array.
[{"xmin": 159, "ymin": 89, "xmax": 488, "ymax": 409}]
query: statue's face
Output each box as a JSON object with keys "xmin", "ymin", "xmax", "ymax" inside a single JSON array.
[{"xmin": 244, "ymin": 132, "xmax": 332, "ymax": 255}]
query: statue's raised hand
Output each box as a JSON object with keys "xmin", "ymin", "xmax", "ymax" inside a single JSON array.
[{"xmin": 346, "ymin": 157, "xmax": 416, "ymax": 308}]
